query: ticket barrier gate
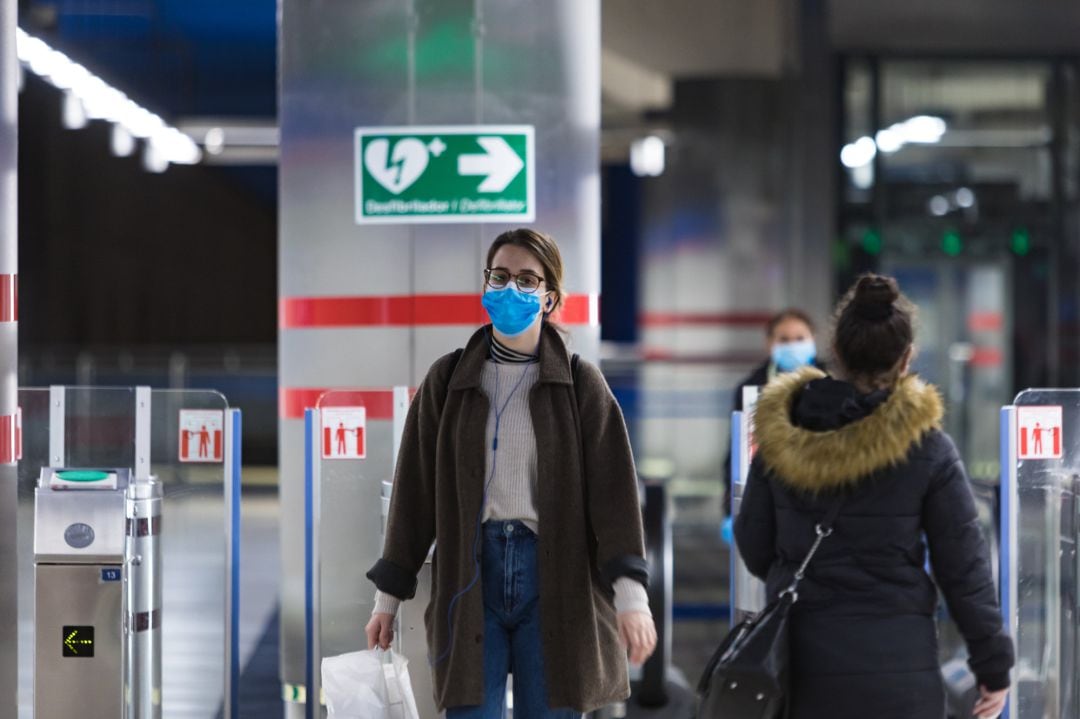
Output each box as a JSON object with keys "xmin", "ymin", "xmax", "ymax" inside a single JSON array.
[
  {"xmin": 1000, "ymin": 389, "xmax": 1080, "ymax": 719},
  {"xmin": 729, "ymin": 386, "xmax": 766, "ymax": 622},
  {"xmin": 18, "ymin": 385, "xmax": 240, "ymax": 719},
  {"xmin": 33, "ymin": 467, "xmax": 162, "ymax": 719}
]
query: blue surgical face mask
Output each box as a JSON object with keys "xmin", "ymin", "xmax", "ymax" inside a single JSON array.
[
  {"xmin": 771, "ymin": 339, "xmax": 817, "ymax": 372},
  {"xmin": 481, "ymin": 286, "xmax": 543, "ymax": 337}
]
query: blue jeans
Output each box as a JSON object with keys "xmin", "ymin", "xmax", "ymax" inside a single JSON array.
[{"xmin": 446, "ymin": 520, "xmax": 581, "ymax": 719}]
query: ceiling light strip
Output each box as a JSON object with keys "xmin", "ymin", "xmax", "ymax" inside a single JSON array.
[{"xmin": 15, "ymin": 27, "xmax": 202, "ymax": 170}]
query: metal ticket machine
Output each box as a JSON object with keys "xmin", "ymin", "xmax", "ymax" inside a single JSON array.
[{"xmin": 34, "ymin": 467, "xmax": 162, "ymax": 719}]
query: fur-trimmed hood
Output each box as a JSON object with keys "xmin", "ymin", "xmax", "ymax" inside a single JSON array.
[{"xmin": 753, "ymin": 366, "xmax": 943, "ymax": 492}]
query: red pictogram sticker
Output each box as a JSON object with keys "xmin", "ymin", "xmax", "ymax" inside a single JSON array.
[
  {"xmin": 321, "ymin": 407, "xmax": 367, "ymax": 460},
  {"xmin": 1017, "ymin": 405, "xmax": 1063, "ymax": 460},
  {"xmin": 179, "ymin": 410, "xmax": 224, "ymax": 463}
]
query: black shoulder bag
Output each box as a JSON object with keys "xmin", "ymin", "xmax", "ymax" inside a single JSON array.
[{"xmin": 697, "ymin": 500, "xmax": 843, "ymax": 719}]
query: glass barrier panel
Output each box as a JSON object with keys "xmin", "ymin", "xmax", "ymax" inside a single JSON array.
[
  {"xmin": 1013, "ymin": 389, "xmax": 1080, "ymax": 719},
  {"xmin": 312, "ymin": 389, "xmax": 438, "ymax": 716},
  {"xmin": 151, "ymin": 389, "xmax": 231, "ymax": 719},
  {"xmin": 16, "ymin": 387, "xmax": 234, "ymax": 719}
]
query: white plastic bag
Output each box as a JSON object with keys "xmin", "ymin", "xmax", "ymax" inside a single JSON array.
[{"xmin": 322, "ymin": 649, "xmax": 420, "ymax": 719}]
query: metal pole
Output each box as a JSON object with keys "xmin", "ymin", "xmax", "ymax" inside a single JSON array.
[
  {"xmin": 126, "ymin": 390, "xmax": 161, "ymax": 719},
  {"xmin": 0, "ymin": 0, "xmax": 19, "ymax": 713},
  {"xmin": 1047, "ymin": 62, "xmax": 1066, "ymax": 387},
  {"xmin": 125, "ymin": 478, "xmax": 163, "ymax": 719},
  {"xmin": 638, "ymin": 482, "xmax": 671, "ymax": 707}
]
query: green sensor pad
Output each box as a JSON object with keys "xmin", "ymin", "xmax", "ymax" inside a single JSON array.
[{"xmin": 56, "ymin": 470, "xmax": 110, "ymax": 482}]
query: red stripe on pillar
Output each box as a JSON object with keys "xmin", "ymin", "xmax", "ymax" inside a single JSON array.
[
  {"xmin": 279, "ymin": 293, "xmax": 596, "ymax": 329},
  {"xmin": 968, "ymin": 312, "xmax": 1003, "ymax": 332},
  {"xmin": 970, "ymin": 347, "xmax": 1004, "ymax": 368},
  {"xmin": 558, "ymin": 295, "xmax": 593, "ymax": 325},
  {"xmin": 0, "ymin": 414, "xmax": 15, "ymax": 464},
  {"xmin": 639, "ymin": 311, "xmax": 773, "ymax": 328},
  {"xmin": 0, "ymin": 274, "xmax": 17, "ymax": 322},
  {"xmin": 280, "ymin": 388, "xmax": 396, "ymax": 420}
]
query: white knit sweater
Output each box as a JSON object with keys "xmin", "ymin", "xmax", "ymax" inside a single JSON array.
[{"xmin": 374, "ymin": 358, "xmax": 650, "ymax": 617}]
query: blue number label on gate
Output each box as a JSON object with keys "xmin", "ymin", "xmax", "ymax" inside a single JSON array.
[{"xmin": 100, "ymin": 568, "xmax": 121, "ymax": 582}]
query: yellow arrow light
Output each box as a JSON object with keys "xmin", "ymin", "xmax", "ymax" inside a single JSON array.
[{"xmin": 63, "ymin": 628, "xmax": 94, "ymax": 655}]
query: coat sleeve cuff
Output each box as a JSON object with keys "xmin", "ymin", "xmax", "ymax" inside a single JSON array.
[
  {"xmin": 975, "ymin": 671, "xmax": 1010, "ymax": 692},
  {"xmin": 601, "ymin": 555, "xmax": 650, "ymax": 591},
  {"xmin": 366, "ymin": 558, "xmax": 418, "ymax": 600}
]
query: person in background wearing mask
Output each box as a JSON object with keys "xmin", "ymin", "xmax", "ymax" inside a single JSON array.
[
  {"xmin": 365, "ymin": 228, "xmax": 656, "ymax": 718},
  {"xmin": 723, "ymin": 309, "xmax": 823, "ymax": 523}
]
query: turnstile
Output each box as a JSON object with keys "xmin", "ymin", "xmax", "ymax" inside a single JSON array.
[
  {"xmin": 33, "ymin": 467, "xmax": 162, "ymax": 719},
  {"xmin": 1000, "ymin": 390, "xmax": 1080, "ymax": 719},
  {"xmin": 730, "ymin": 386, "xmax": 765, "ymax": 623}
]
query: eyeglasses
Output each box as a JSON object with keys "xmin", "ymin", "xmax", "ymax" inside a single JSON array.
[{"xmin": 484, "ymin": 268, "xmax": 546, "ymax": 294}]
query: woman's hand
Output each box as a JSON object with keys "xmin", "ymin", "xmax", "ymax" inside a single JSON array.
[
  {"xmin": 617, "ymin": 612, "xmax": 657, "ymax": 666},
  {"xmin": 365, "ymin": 613, "xmax": 395, "ymax": 650},
  {"xmin": 972, "ymin": 685, "xmax": 1008, "ymax": 718}
]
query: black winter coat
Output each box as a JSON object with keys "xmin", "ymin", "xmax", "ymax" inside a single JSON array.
[{"xmin": 734, "ymin": 368, "xmax": 1014, "ymax": 719}]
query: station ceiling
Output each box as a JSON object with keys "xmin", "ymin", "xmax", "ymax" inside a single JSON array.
[{"xmin": 16, "ymin": 0, "xmax": 1080, "ymax": 140}]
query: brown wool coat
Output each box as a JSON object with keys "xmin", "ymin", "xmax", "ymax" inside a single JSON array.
[{"xmin": 367, "ymin": 323, "xmax": 648, "ymax": 713}]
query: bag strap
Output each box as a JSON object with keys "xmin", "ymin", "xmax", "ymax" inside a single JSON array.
[{"xmin": 780, "ymin": 497, "xmax": 844, "ymax": 602}]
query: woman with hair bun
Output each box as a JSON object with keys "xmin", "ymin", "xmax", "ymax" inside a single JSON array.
[{"xmin": 734, "ymin": 274, "xmax": 1014, "ymax": 719}]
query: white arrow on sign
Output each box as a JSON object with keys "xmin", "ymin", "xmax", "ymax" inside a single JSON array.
[{"xmin": 457, "ymin": 137, "xmax": 525, "ymax": 193}]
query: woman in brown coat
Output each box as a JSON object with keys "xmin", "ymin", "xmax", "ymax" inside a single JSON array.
[{"xmin": 365, "ymin": 228, "xmax": 656, "ymax": 717}]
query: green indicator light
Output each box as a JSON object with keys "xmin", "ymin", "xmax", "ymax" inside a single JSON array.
[
  {"xmin": 62, "ymin": 626, "xmax": 94, "ymax": 657},
  {"xmin": 861, "ymin": 228, "xmax": 882, "ymax": 255},
  {"xmin": 56, "ymin": 470, "xmax": 109, "ymax": 482},
  {"xmin": 942, "ymin": 230, "xmax": 963, "ymax": 257},
  {"xmin": 833, "ymin": 239, "xmax": 851, "ymax": 269},
  {"xmin": 1011, "ymin": 227, "xmax": 1031, "ymax": 256}
]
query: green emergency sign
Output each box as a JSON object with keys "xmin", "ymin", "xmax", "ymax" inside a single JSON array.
[{"xmin": 355, "ymin": 125, "xmax": 534, "ymax": 224}]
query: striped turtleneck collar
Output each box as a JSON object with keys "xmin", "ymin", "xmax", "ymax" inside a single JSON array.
[{"xmin": 488, "ymin": 331, "xmax": 539, "ymax": 364}]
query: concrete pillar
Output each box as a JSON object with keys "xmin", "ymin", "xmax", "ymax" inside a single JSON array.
[
  {"xmin": 634, "ymin": 0, "xmax": 835, "ymax": 503},
  {"xmin": 0, "ymin": 0, "xmax": 18, "ymax": 713},
  {"xmin": 791, "ymin": 0, "xmax": 836, "ymax": 327},
  {"xmin": 637, "ymin": 77, "xmax": 797, "ymax": 487},
  {"xmin": 278, "ymin": 1, "xmax": 600, "ymax": 714}
]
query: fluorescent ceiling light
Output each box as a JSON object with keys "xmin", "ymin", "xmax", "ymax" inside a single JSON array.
[
  {"xmin": 843, "ymin": 115, "xmax": 948, "ymax": 169},
  {"xmin": 630, "ymin": 135, "xmax": 665, "ymax": 177},
  {"xmin": 900, "ymin": 115, "xmax": 947, "ymax": 144},
  {"xmin": 841, "ymin": 136, "xmax": 877, "ymax": 168},
  {"xmin": 15, "ymin": 27, "xmax": 201, "ymax": 170}
]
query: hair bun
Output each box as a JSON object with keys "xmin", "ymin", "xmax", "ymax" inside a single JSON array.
[{"xmin": 852, "ymin": 274, "xmax": 898, "ymax": 321}]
